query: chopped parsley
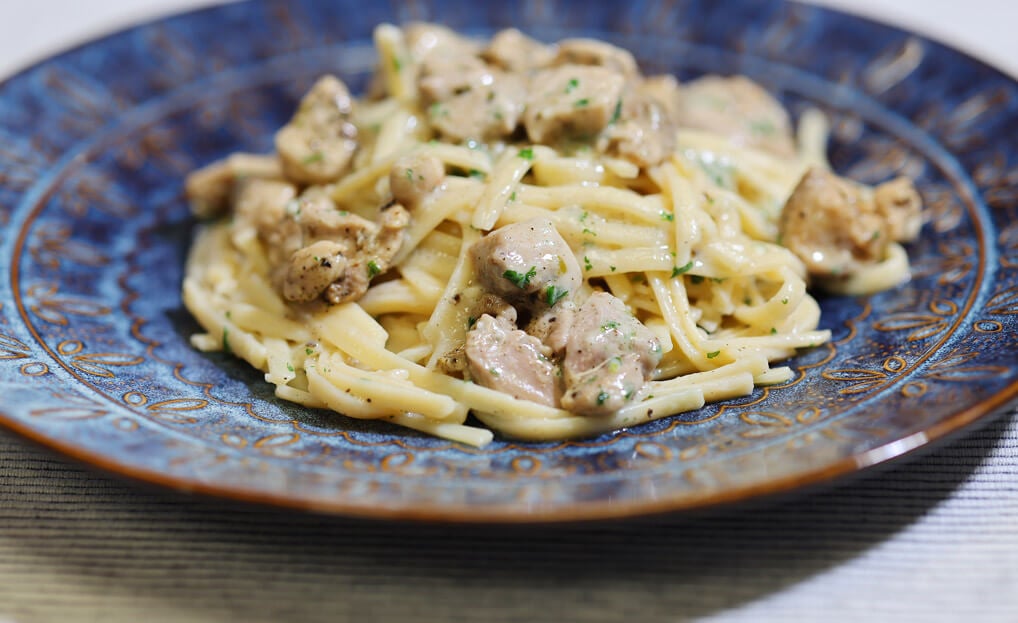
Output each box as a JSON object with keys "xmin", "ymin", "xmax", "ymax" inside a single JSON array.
[
  {"xmin": 706, "ymin": 350, "xmax": 720, "ymax": 359},
  {"xmin": 660, "ymin": 211, "xmax": 674, "ymax": 222},
  {"xmin": 503, "ymin": 266, "xmax": 537, "ymax": 289},
  {"xmin": 302, "ymin": 151, "xmax": 324, "ymax": 165},
  {"xmin": 286, "ymin": 363, "xmax": 295, "ymax": 372},
  {"xmin": 601, "ymin": 320, "xmax": 620, "ymax": 332},
  {"xmin": 467, "ymin": 315, "xmax": 477, "ymax": 329},
  {"xmin": 610, "ymin": 265, "xmax": 616, "ymax": 272},
  {"xmin": 574, "ymin": 98, "xmax": 590, "ymax": 108},
  {"xmin": 222, "ymin": 327, "xmax": 231, "ymax": 353},
  {"xmin": 671, "ymin": 261, "xmax": 694, "ymax": 278},
  {"xmin": 609, "ymin": 99, "xmax": 623, "ymax": 124},
  {"xmin": 392, "ymin": 56, "xmax": 402, "ymax": 72},
  {"xmin": 367, "ymin": 260, "xmax": 382, "ymax": 278},
  {"xmin": 405, "ymin": 168, "xmax": 414, "ymax": 181},
  {"xmin": 607, "ymin": 357, "xmax": 621, "ymax": 373},
  {"xmin": 583, "ymin": 256, "xmax": 593, "ymax": 271},
  {"xmin": 305, "ymin": 347, "xmax": 314, "ymax": 355},
  {"xmin": 582, "ymin": 227, "xmax": 596, "ymax": 236},
  {"xmin": 770, "ymin": 327, "xmax": 778, "ymax": 334},
  {"xmin": 509, "ymin": 191, "xmax": 517, "ymax": 202},
  {"xmin": 544, "ymin": 284, "xmax": 569, "ymax": 306},
  {"xmin": 468, "ymin": 169, "xmax": 486, "ymax": 179},
  {"xmin": 596, "ymin": 390, "xmax": 609, "ymax": 406},
  {"xmin": 517, "ymin": 147, "xmax": 534, "ymax": 160},
  {"xmin": 565, "ymin": 77, "xmax": 579, "ymax": 93},
  {"xmin": 690, "ymin": 275, "xmax": 705, "ymax": 285},
  {"xmin": 781, "ymin": 297, "xmax": 789, "ymax": 305}
]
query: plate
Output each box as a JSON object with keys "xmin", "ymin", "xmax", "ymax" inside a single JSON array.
[{"xmin": 0, "ymin": 0, "xmax": 1016, "ymax": 522}]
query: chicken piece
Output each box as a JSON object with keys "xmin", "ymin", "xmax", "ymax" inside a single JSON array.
[
  {"xmin": 640, "ymin": 75, "xmax": 682, "ymax": 120},
  {"xmin": 552, "ymin": 38, "xmax": 639, "ymax": 77},
  {"xmin": 465, "ymin": 314, "xmax": 559, "ymax": 406},
  {"xmin": 778, "ymin": 167, "xmax": 923, "ymax": 277},
  {"xmin": 389, "ymin": 154, "xmax": 445, "ymax": 207},
  {"xmin": 282, "ymin": 241, "xmax": 349, "ymax": 303},
  {"xmin": 597, "ymin": 87, "xmax": 677, "ymax": 167},
  {"xmin": 184, "ymin": 154, "xmax": 283, "ymax": 218},
  {"xmin": 526, "ymin": 303, "xmax": 576, "ymax": 357},
  {"xmin": 271, "ymin": 189, "xmax": 410, "ymax": 304},
  {"xmin": 677, "ymin": 75, "xmax": 797, "ymax": 159},
  {"xmin": 560, "ymin": 292, "xmax": 662, "ymax": 416},
  {"xmin": 874, "ymin": 177, "xmax": 923, "ymax": 242},
  {"xmin": 275, "ymin": 75, "xmax": 358, "ymax": 185},
  {"xmin": 403, "ymin": 22, "xmax": 480, "ymax": 63},
  {"xmin": 482, "ymin": 28, "xmax": 555, "ymax": 73},
  {"xmin": 471, "ymin": 218, "xmax": 581, "ymax": 309},
  {"xmin": 523, "ymin": 65, "xmax": 625, "ymax": 144},
  {"xmin": 420, "ymin": 54, "xmax": 527, "ymax": 142}
]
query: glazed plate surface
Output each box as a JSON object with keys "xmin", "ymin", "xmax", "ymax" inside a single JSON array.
[{"xmin": 1, "ymin": 0, "xmax": 1016, "ymax": 521}]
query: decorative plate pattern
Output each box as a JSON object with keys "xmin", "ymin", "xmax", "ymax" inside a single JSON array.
[{"xmin": 0, "ymin": 0, "xmax": 1016, "ymax": 521}]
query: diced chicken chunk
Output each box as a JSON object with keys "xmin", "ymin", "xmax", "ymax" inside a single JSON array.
[
  {"xmin": 597, "ymin": 87, "xmax": 677, "ymax": 167},
  {"xmin": 874, "ymin": 177, "xmax": 923, "ymax": 242},
  {"xmin": 526, "ymin": 303, "xmax": 576, "ymax": 357},
  {"xmin": 560, "ymin": 292, "xmax": 662, "ymax": 415},
  {"xmin": 389, "ymin": 154, "xmax": 445, "ymax": 207},
  {"xmin": 552, "ymin": 38, "xmax": 639, "ymax": 77},
  {"xmin": 282, "ymin": 241, "xmax": 348, "ymax": 302},
  {"xmin": 275, "ymin": 75, "xmax": 358, "ymax": 185},
  {"xmin": 403, "ymin": 22, "xmax": 480, "ymax": 63},
  {"xmin": 261, "ymin": 188, "xmax": 410, "ymax": 304},
  {"xmin": 482, "ymin": 28, "xmax": 555, "ymax": 73},
  {"xmin": 677, "ymin": 75, "xmax": 797, "ymax": 159},
  {"xmin": 523, "ymin": 65, "xmax": 625, "ymax": 144},
  {"xmin": 778, "ymin": 167, "xmax": 923, "ymax": 276},
  {"xmin": 420, "ymin": 55, "xmax": 527, "ymax": 142},
  {"xmin": 465, "ymin": 314, "xmax": 559, "ymax": 406},
  {"xmin": 471, "ymin": 218, "xmax": 581, "ymax": 309}
]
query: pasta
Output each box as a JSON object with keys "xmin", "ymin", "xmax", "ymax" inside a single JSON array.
[{"xmin": 181, "ymin": 24, "xmax": 922, "ymax": 447}]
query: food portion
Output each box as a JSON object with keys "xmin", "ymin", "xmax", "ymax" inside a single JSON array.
[{"xmin": 182, "ymin": 23, "xmax": 923, "ymax": 447}]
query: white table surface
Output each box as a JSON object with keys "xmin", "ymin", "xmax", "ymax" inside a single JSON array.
[{"xmin": 0, "ymin": 3, "xmax": 1016, "ymax": 623}]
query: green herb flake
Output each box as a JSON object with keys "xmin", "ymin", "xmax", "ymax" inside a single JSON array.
[
  {"xmin": 286, "ymin": 363, "xmax": 295, "ymax": 372},
  {"xmin": 544, "ymin": 285, "xmax": 569, "ymax": 306},
  {"xmin": 706, "ymin": 350, "xmax": 720, "ymax": 359},
  {"xmin": 565, "ymin": 77, "xmax": 579, "ymax": 93},
  {"xmin": 468, "ymin": 169, "xmax": 486, "ymax": 179},
  {"xmin": 609, "ymin": 98, "xmax": 623, "ymax": 124},
  {"xmin": 517, "ymin": 147, "xmax": 534, "ymax": 160},
  {"xmin": 583, "ymin": 256, "xmax": 593, "ymax": 271},
  {"xmin": 607, "ymin": 357, "xmax": 621, "ymax": 373},
  {"xmin": 596, "ymin": 390, "xmax": 609, "ymax": 406},
  {"xmin": 222, "ymin": 327, "xmax": 231, "ymax": 354},
  {"xmin": 601, "ymin": 320, "xmax": 620, "ymax": 332},
  {"xmin": 367, "ymin": 260, "xmax": 382, "ymax": 278},
  {"xmin": 781, "ymin": 297, "xmax": 789, "ymax": 305},
  {"xmin": 503, "ymin": 266, "xmax": 537, "ymax": 289},
  {"xmin": 660, "ymin": 211, "xmax": 675, "ymax": 222},
  {"xmin": 574, "ymin": 98, "xmax": 590, "ymax": 108},
  {"xmin": 305, "ymin": 347, "xmax": 314, "ymax": 355},
  {"xmin": 744, "ymin": 297, "xmax": 752, "ymax": 306},
  {"xmin": 610, "ymin": 265, "xmax": 617, "ymax": 272},
  {"xmin": 467, "ymin": 316, "xmax": 477, "ymax": 329},
  {"xmin": 671, "ymin": 261, "xmax": 694, "ymax": 278},
  {"xmin": 509, "ymin": 191, "xmax": 517, "ymax": 202},
  {"xmin": 302, "ymin": 151, "xmax": 324, "ymax": 165},
  {"xmin": 690, "ymin": 275, "xmax": 705, "ymax": 285},
  {"xmin": 392, "ymin": 56, "xmax": 402, "ymax": 72},
  {"xmin": 749, "ymin": 119, "xmax": 775, "ymax": 135},
  {"xmin": 405, "ymin": 168, "xmax": 414, "ymax": 181},
  {"xmin": 582, "ymin": 227, "xmax": 596, "ymax": 236},
  {"xmin": 770, "ymin": 327, "xmax": 778, "ymax": 334}
]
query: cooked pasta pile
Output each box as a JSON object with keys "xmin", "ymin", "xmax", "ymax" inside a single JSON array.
[{"xmin": 182, "ymin": 24, "xmax": 921, "ymax": 447}]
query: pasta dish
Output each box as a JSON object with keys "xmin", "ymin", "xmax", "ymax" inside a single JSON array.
[{"xmin": 182, "ymin": 24, "xmax": 923, "ymax": 447}]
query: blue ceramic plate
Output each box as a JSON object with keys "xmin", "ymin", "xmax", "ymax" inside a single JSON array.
[{"xmin": 1, "ymin": 0, "xmax": 1016, "ymax": 521}]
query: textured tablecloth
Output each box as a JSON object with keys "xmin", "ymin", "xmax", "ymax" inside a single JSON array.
[{"xmin": 1, "ymin": 2, "xmax": 1017, "ymax": 622}]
